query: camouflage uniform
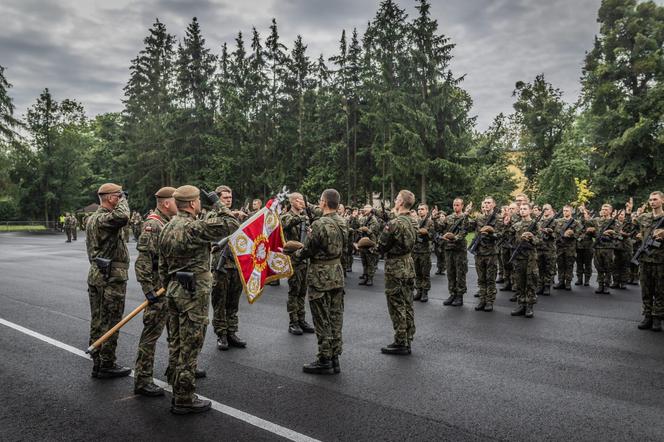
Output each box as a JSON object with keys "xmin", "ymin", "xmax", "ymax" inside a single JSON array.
[
  {"xmin": 280, "ymin": 209, "xmax": 310, "ymax": 326},
  {"xmin": 131, "ymin": 212, "xmax": 143, "ymax": 241},
  {"xmin": 158, "ymin": 203, "xmax": 235, "ymax": 405},
  {"xmin": 498, "ymin": 213, "xmax": 520, "ymax": 290},
  {"xmin": 612, "ymin": 215, "xmax": 634, "ymax": 288},
  {"xmin": 470, "ymin": 213, "xmax": 500, "ymax": 305},
  {"xmin": 554, "ymin": 217, "xmax": 582, "ymax": 288},
  {"xmin": 536, "ymin": 216, "xmax": 558, "ymax": 294},
  {"xmin": 433, "ymin": 215, "xmax": 446, "ymax": 274},
  {"xmin": 378, "ymin": 213, "xmax": 417, "ymax": 346},
  {"xmin": 85, "ymin": 198, "xmax": 130, "ymax": 372},
  {"xmin": 590, "ymin": 216, "xmax": 621, "ymax": 291},
  {"xmin": 511, "ymin": 220, "xmax": 541, "ymax": 307},
  {"xmin": 635, "ymin": 212, "xmax": 664, "ymax": 319},
  {"xmin": 437, "ymin": 212, "xmax": 469, "ymax": 303},
  {"xmin": 133, "ymin": 208, "xmax": 173, "ymax": 390},
  {"xmin": 358, "ymin": 214, "xmax": 381, "ymax": 281},
  {"xmin": 298, "ymin": 213, "xmax": 347, "ymax": 360},
  {"xmin": 576, "ymin": 218, "xmax": 595, "ymax": 285},
  {"xmin": 413, "ymin": 216, "xmax": 434, "ymax": 296}
]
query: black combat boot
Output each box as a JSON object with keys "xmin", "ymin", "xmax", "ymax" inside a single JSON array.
[
  {"xmin": 435, "ymin": 269, "xmax": 443, "ymax": 275},
  {"xmin": 380, "ymin": 343, "xmax": 410, "ymax": 355},
  {"xmin": 299, "ymin": 320, "xmax": 315, "ymax": 334},
  {"xmin": 584, "ymin": 275, "xmax": 590, "ymax": 286},
  {"xmin": 511, "ymin": 304, "xmax": 526, "ymax": 316},
  {"xmin": 536, "ymin": 286, "xmax": 544, "ymax": 295},
  {"xmin": 565, "ymin": 281, "xmax": 572, "ymax": 291},
  {"xmin": 500, "ymin": 283, "xmax": 513, "ymax": 292},
  {"xmin": 524, "ymin": 305, "xmax": 534, "ymax": 318},
  {"xmin": 289, "ymin": 323, "xmax": 303, "ymax": 335},
  {"xmin": 332, "ymin": 356, "xmax": 341, "ymax": 374},
  {"xmin": 651, "ymin": 317, "xmax": 662, "ymax": 332},
  {"xmin": 553, "ymin": 282, "xmax": 565, "ymax": 290},
  {"xmin": 97, "ymin": 363, "xmax": 131, "ymax": 379},
  {"xmin": 474, "ymin": 302, "xmax": 486, "ymax": 311},
  {"xmin": 413, "ymin": 290, "xmax": 422, "ymax": 301},
  {"xmin": 171, "ymin": 396, "xmax": 212, "ymax": 415},
  {"xmin": 134, "ymin": 382, "xmax": 165, "ymax": 397},
  {"xmin": 474, "ymin": 292, "xmax": 480, "ymax": 298},
  {"xmin": 509, "ymin": 294, "xmax": 518, "ymax": 302},
  {"xmin": 443, "ymin": 295, "xmax": 456, "ymax": 306},
  {"xmin": 609, "ymin": 283, "xmax": 619, "ymax": 289},
  {"xmin": 359, "ymin": 274, "xmax": 367, "ymax": 281},
  {"xmin": 451, "ymin": 296, "xmax": 463, "ymax": 307},
  {"xmin": 365, "ymin": 277, "xmax": 373, "ymax": 286},
  {"xmin": 575, "ymin": 277, "xmax": 583, "ymax": 286},
  {"xmin": 217, "ymin": 334, "xmax": 229, "ymax": 350},
  {"xmin": 637, "ymin": 316, "xmax": 653, "ymax": 330},
  {"xmin": 618, "ymin": 283, "xmax": 627, "ymax": 290},
  {"xmin": 358, "ymin": 277, "xmax": 367, "ymax": 286},
  {"xmin": 302, "ymin": 358, "xmax": 334, "ymax": 374},
  {"xmin": 91, "ymin": 358, "xmax": 100, "ymax": 378},
  {"xmin": 195, "ymin": 368, "xmax": 206, "ymax": 378},
  {"xmin": 483, "ymin": 302, "xmax": 494, "ymax": 312},
  {"xmin": 496, "ymin": 277, "xmax": 505, "ymax": 284},
  {"xmin": 595, "ymin": 285, "xmax": 604, "ymax": 294},
  {"xmin": 542, "ymin": 285, "xmax": 551, "ymax": 296},
  {"xmin": 420, "ymin": 290, "xmax": 428, "ymax": 302},
  {"xmin": 227, "ymin": 333, "xmax": 247, "ymax": 348}
]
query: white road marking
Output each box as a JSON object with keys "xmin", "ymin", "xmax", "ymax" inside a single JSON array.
[{"xmin": 0, "ymin": 317, "xmax": 321, "ymax": 442}]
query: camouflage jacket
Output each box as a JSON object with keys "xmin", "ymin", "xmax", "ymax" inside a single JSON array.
[
  {"xmin": 358, "ymin": 213, "xmax": 381, "ymax": 243},
  {"xmin": 158, "ymin": 205, "xmax": 235, "ymax": 295},
  {"xmin": 510, "ymin": 218, "xmax": 542, "ymax": 260},
  {"xmin": 436, "ymin": 212, "xmax": 469, "ymax": 251},
  {"xmin": 553, "ymin": 217, "xmax": 582, "ymax": 251},
  {"xmin": 576, "ymin": 217, "xmax": 595, "ymax": 249},
  {"xmin": 378, "ymin": 213, "xmax": 416, "ymax": 279},
  {"xmin": 85, "ymin": 198, "xmax": 130, "ymax": 285},
  {"xmin": 635, "ymin": 212, "xmax": 664, "ymax": 263},
  {"xmin": 208, "ymin": 211, "xmax": 241, "ymax": 272},
  {"xmin": 469, "ymin": 212, "xmax": 502, "ymax": 256},
  {"xmin": 590, "ymin": 216, "xmax": 622, "ymax": 249},
  {"xmin": 413, "ymin": 217, "xmax": 434, "ymax": 254},
  {"xmin": 281, "ymin": 209, "xmax": 309, "ymax": 243},
  {"xmin": 537, "ymin": 216, "xmax": 559, "ymax": 252},
  {"xmin": 134, "ymin": 208, "xmax": 170, "ymax": 295},
  {"xmin": 298, "ymin": 213, "xmax": 348, "ymax": 293},
  {"xmin": 616, "ymin": 214, "xmax": 636, "ymax": 252}
]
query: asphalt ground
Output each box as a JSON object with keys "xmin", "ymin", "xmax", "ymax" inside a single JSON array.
[{"xmin": 1, "ymin": 232, "xmax": 663, "ymax": 441}]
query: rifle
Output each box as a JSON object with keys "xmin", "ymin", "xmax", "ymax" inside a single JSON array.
[
  {"xmin": 508, "ymin": 211, "xmax": 545, "ymax": 264},
  {"xmin": 379, "ymin": 200, "xmax": 389, "ymax": 223},
  {"xmin": 592, "ymin": 210, "xmax": 623, "ymax": 249},
  {"xmin": 468, "ymin": 209, "xmax": 497, "ymax": 255},
  {"xmin": 540, "ymin": 211, "xmax": 562, "ymax": 240},
  {"xmin": 417, "ymin": 208, "xmax": 432, "ymax": 244},
  {"xmin": 631, "ymin": 214, "xmax": 664, "ymax": 265},
  {"xmin": 558, "ymin": 216, "xmax": 577, "ymax": 242},
  {"xmin": 94, "ymin": 257, "xmax": 112, "ymax": 281},
  {"xmin": 300, "ymin": 195, "xmax": 314, "ymax": 243}
]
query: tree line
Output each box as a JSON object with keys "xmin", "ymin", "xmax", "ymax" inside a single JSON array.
[{"xmin": 0, "ymin": 0, "xmax": 662, "ymax": 223}]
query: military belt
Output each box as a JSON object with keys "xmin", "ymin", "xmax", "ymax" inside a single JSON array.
[
  {"xmin": 111, "ymin": 262, "xmax": 130, "ymax": 269},
  {"xmin": 311, "ymin": 257, "xmax": 341, "ymax": 265}
]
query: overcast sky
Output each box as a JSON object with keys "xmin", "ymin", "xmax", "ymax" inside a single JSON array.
[{"xmin": 0, "ymin": 0, "xmax": 631, "ymax": 130}]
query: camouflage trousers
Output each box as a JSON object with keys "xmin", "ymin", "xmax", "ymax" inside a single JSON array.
[
  {"xmin": 342, "ymin": 250, "xmax": 353, "ymax": 272},
  {"xmin": 88, "ymin": 282, "xmax": 126, "ymax": 367},
  {"xmin": 413, "ymin": 252, "xmax": 432, "ymax": 291},
  {"xmin": 134, "ymin": 297, "xmax": 174, "ymax": 389},
  {"xmin": 514, "ymin": 255, "xmax": 538, "ymax": 305},
  {"xmin": 360, "ymin": 249, "xmax": 379, "ymax": 278},
  {"xmin": 612, "ymin": 249, "xmax": 630, "ymax": 285},
  {"xmin": 445, "ymin": 249, "xmax": 467, "ymax": 297},
  {"xmin": 168, "ymin": 288, "xmax": 209, "ymax": 404},
  {"xmin": 576, "ymin": 248, "xmax": 593, "ymax": 281},
  {"xmin": 475, "ymin": 254, "xmax": 497, "ymax": 303},
  {"xmin": 501, "ymin": 247, "xmax": 514, "ymax": 286},
  {"xmin": 132, "ymin": 226, "xmax": 141, "ymax": 241},
  {"xmin": 556, "ymin": 247, "xmax": 576, "ymax": 285},
  {"xmin": 287, "ymin": 262, "xmax": 308, "ymax": 324},
  {"xmin": 211, "ymin": 269, "xmax": 242, "ymax": 337},
  {"xmin": 385, "ymin": 275, "xmax": 415, "ymax": 346},
  {"xmin": 66, "ymin": 228, "xmax": 72, "ymax": 242},
  {"xmin": 434, "ymin": 245, "xmax": 445, "ymax": 273},
  {"xmin": 537, "ymin": 249, "xmax": 556, "ymax": 287},
  {"xmin": 594, "ymin": 248, "xmax": 614, "ymax": 287},
  {"xmin": 640, "ymin": 262, "xmax": 664, "ymax": 317},
  {"xmin": 309, "ymin": 288, "xmax": 344, "ymax": 359},
  {"xmin": 497, "ymin": 249, "xmax": 505, "ymax": 280}
]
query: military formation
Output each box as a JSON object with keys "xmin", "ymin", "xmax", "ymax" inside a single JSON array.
[{"xmin": 83, "ymin": 182, "xmax": 664, "ymax": 416}]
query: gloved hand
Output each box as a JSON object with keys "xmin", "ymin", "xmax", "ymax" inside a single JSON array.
[
  {"xmin": 201, "ymin": 190, "xmax": 222, "ymax": 209},
  {"xmin": 144, "ymin": 290, "xmax": 158, "ymax": 303}
]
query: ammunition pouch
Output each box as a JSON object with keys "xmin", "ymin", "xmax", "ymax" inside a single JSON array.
[
  {"xmin": 94, "ymin": 257, "xmax": 112, "ymax": 281},
  {"xmin": 175, "ymin": 272, "xmax": 196, "ymax": 295}
]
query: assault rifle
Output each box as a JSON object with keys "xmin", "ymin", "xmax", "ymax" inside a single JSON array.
[
  {"xmin": 592, "ymin": 210, "xmax": 623, "ymax": 249},
  {"xmin": 468, "ymin": 209, "xmax": 497, "ymax": 255},
  {"xmin": 417, "ymin": 208, "xmax": 432, "ymax": 244},
  {"xmin": 508, "ymin": 211, "xmax": 545, "ymax": 264},
  {"xmin": 558, "ymin": 215, "xmax": 577, "ymax": 242},
  {"xmin": 301, "ymin": 195, "xmax": 315, "ymax": 243},
  {"xmin": 540, "ymin": 211, "xmax": 562, "ymax": 239},
  {"xmin": 631, "ymin": 214, "xmax": 664, "ymax": 265}
]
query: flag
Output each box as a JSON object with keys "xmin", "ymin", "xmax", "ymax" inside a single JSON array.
[{"xmin": 228, "ymin": 198, "xmax": 293, "ymax": 303}]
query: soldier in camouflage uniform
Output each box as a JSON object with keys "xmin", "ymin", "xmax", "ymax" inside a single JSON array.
[
  {"xmin": 536, "ymin": 204, "xmax": 558, "ymax": 296},
  {"xmin": 432, "ymin": 209, "xmax": 446, "ymax": 275},
  {"xmin": 158, "ymin": 185, "xmax": 236, "ymax": 414},
  {"xmin": 588, "ymin": 204, "xmax": 621, "ymax": 294},
  {"xmin": 281, "ymin": 192, "xmax": 316, "ymax": 336},
  {"xmin": 438, "ymin": 198, "xmax": 471, "ymax": 307},
  {"xmin": 296, "ymin": 189, "xmax": 347, "ymax": 374},
  {"xmin": 130, "ymin": 211, "xmax": 143, "ymax": 241},
  {"xmin": 509, "ymin": 203, "xmax": 540, "ymax": 318},
  {"xmin": 65, "ymin": 213, "xmax": 77, "ymax": 242},
  {"xmin": 469, "ymin": 197, "xmax": 500, "ymax": 312},
  {"xmin": 210, "ymin": 185, "xmax": 247, "ymax": 350},
  {"xmin": 499, "ymin": 202, "xmax": 520, "ymax": 294},
  {"xmin": 634, "ymin": 191, "xmax": 664, "ymax": 331},
  {"xmin": 378, "ymin": 190, "xmax": 417, "ymax": 355},
  {"xmin": 553, "ymin": 205, "xmax": 582, "ymax": 290},
  {"xmin": 611, "ymin": 210, "xmax": 633, "ymax": 290},
  {"xmin": 85, "ymin": 183, "xmax": 132, "ymax": 379},
  {"xmin": 133, "ymin": 187, "xmax": 177, "ymax": 397},
  {"xmin": 413, "ymin": 204, "xmax": 434, "ymax": 303},
  {"xmin": 496, "ymin": 205, "xmax": 509, "ymax": 284},
  {"xmin": 575, "ymin": 206, "xmax": 594, "ymax": 286},
  {"xmin": 357, "ymin": 205, "xmax": 381, "ymax": 286},
  {"xmin": 346, "ymin": 208, "xmax": 360, "ymax": 272}
]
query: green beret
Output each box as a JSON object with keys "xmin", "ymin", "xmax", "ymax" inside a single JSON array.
[{"xmin": 173, "ymin": 185, "xmax": 200, "ymax": 202}]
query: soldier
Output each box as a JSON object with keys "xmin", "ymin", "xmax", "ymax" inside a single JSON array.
[
  {"xmin": 509, "ymin": 203, "xmax": 540, "ymax": 318},
  {"xmin": 71, "ymin": 214, "xmax": 78, "ymax": 241},
  {"xmin": 499, "ymin": 202, "xmax": 519, "ymax": 294},
  {"xmin": 280, "ymin": 192, "xmax": 316, "ymax": 336},
  {"xmin": 470, "ymin": 197, "xmax": 500, "ymax": 312},
  {"xmin": 496, "ymin": 205, "xmax": 509, "ymax": 284},
  {"xmin": 536, "ymin": 204, "xmax": 558, "ymax": 296},
  {"xmin": 611, "ymin": 208, "xmax": 633, "ymax": 290},
  {"xmin": 210, "ymin": 185, "xmax": 248, "ymax": 350},
  {"xmin": 553, "ymin": 205, "xmax": 582, "ymax": 290},
  {"xmin": 338, "ymin": 204, "xmax": 355, "ymax": 273},
  {"xmin": 64, "ymin": 213, "xmax": 73, "ymax": 242},
  {"xmin": 634, "ymin": 191, "xmax": 664, "ymax": 331},
  {"xmin": 438, "ymin": 198, "xmax": 471, "ymax": 307},
  {"xmin": 357, "ymin": 204, "xmax": 380, "ymax": 286},
  {"xmin": 130, "ymin": 211, "xmax": 143, "ymax": 241},
  {"xmin": 431, "ymin": 207, "xmax": 446, "ymax": 275},
  {"xmin": 248, "ymin": 198, "xmax": 262, "ymax": 217},
  {"xmin": 296, "ymin": 189, "xmax": 347, "ymax": 374},
  {"xmin": 588, "ymin": 203, "xmax": 621, "ymax": 294},
  {"xmin": 158, "ymin": 185, "xmax": 236, "ymax": 414},
  {"xmin": 377, "ymin": 190, "xmax": 417, "ymax": 355},
  {"xmin": 85, "ymin": 183, "xmax": 131, "ymax": 379},
  {"xmin": 413, "ymin": 204, "xmax": 434, "ymax": 302},
  {"xmin": 133, "ymin": 186, "xmax": 178, "ymax": 397},
  {"xmin": 575, "ymin": 206, "xmax": 594, "ymax": 286}
]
